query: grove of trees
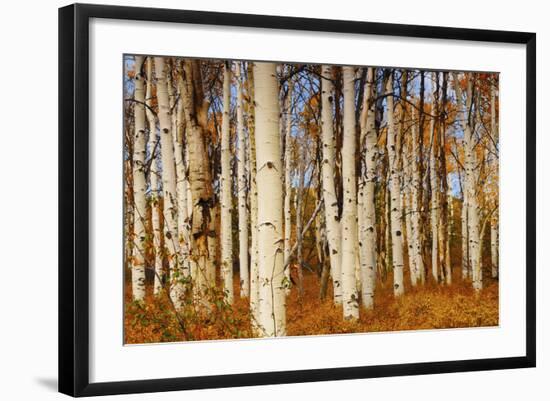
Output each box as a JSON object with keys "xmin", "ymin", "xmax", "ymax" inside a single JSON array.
[{"xmin": 124, "ymin": 56, "xmax": 499, "ymax": 342}]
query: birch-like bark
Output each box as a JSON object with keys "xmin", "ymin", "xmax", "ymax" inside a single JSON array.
[
  {"xmin": 154, "ymin": 57, "xmax": 181, "ymax": 305},
  {"xmin": 220, "ymin": 62, "xmax": 234, "ymax": 303},
  {"xmin": 173, "ymin": 68, "xmax": 191, "ymax": 297},
  {"xmin": 429, "ymin": 86, "xmax": 440, "ymax": 283},
  {"xmin": 402, "ymin": 136, "xmax": 416, "ymax": 286},
  {"xmin": 341, "ymin": 66, "xmax": 359, "ymax": 319},
  {"xmin": 236, "ymin": 62, "xmax": 249, "ymax": 298},
  {"xmin": 180, "ymin": 59, "xmax": 214, "ymax": 299},
  {"xmin": 246, "ymin": 64, "xmax": 260, "ymax": 331},
  {"xmin": 320, "ymin": 65, "xmax": 343, "ymax": 305},
  {"xmin": 358, "ymin": 67, "xmax": 377, "ymax": 309},
  {"xmin": 283, "ymin": 79, "xmax": 293, "ymax": 294},
  {"xmin": 254, "ymin": 62, "xmax": 285, "ymax": 337},
  {"xmin": 461, "ymin": 188, "xmax": 470, "ymax": 280},
  {"xmin": 446, "ymin": 192, "xmax": 453, "ymax": 283},
  {"xmin": 145, "ymin": 57, "xmax": 163, "ymax": 295},
  {"xmin": 386, "ymin": 72, "xmax": 405, "ymax": 296},
  {"xmin": 410, "ymin": 108, "xmax": 425, "ymax": 285},
  {"xmin": 454, "ymin": 73, "xmax": 481, "ymax": 291},
  {"xmin": 131, "ymin": 55, "xmax": 147, "ymax": 302}
]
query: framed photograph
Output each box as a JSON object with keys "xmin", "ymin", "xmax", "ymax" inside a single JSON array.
[{"xmin": 58, "ymin": 3, "xmax": 536, "ymax": 397}]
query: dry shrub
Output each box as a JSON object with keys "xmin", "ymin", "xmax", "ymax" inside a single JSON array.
[{"xmin": 125, "ymin": 270, "xmax": 498, "ymax": 344}]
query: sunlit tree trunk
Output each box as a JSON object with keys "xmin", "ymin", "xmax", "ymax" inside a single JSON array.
[
  {"xmin": 386, "ymin": 71, "xmax": 405, "ymax": 296},
  {"xmin": 320, "ymin": 65, "xmax": 343, "ymax": 305},
  {"xmin": 438, "ymin": 73, "xmax": 451, "ymax": 285},
  {"xmin": 454, "ymin": 73, "xmax": 481, "ymax": 291},
  {"xmin": 461, "ymin": 188, "xmax": 470, "ymax": 280},
  {"xmin": 220, "ymin": 62, "xmax": 234, "ymax": 303},
  {"xmin": 173, "ymin": 68, "xmax": 191, "ymax": 302},
  {"xmin": 295, "ymin": 159, "xmax": 305, "ymax": 300},
  {"xmin": 246, "ymin": 64, "xmax": 260, "ymax": 331},
  {"xmin": 358, "ymin": 67, "xmax": 377, "ymax": 309},
  {"xmin": 429, "ymin": 101, "xmax": 440, "ymax": 283},
  {"xmin": 180, "ymin": 59, "xmax": 214, "ymax": 299},
  {"xmin": 131, "ymin": 55, "xmax": 147, "ymax": 302},
  {"xmin": 254, "ymin": 62, "xmax": 285, "ymax": 337},
  {"xmin": 235, "ymin": 62, "xmax": 250, "ymax": 298},
  {"xmin": 402, "ymin": 135, "xmax": 416, "ymax": 286},
  {"xmin": 145, "ymin": 57, "xmax": 163, "ymax": 295},
  {"xmin": 341, "ymin": 66, "xmax": 359, "ymax": 320},
  {"xmin": 446, "ymin": 193, "xmax": 453, "ymax": 282},
  {"xmin": 410, "ymin": 108, "xmax": 425, "ymax": 285},
  {"xmin": 154, "ymin": 57, "xmax": 181, "ymax": 305}
]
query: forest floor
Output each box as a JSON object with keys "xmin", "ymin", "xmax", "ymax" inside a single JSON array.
[{"xmin": 124, "ymin": 268, "xmax": 499, "ymax": 344}]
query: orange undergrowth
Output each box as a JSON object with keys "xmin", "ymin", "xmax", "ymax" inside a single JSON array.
[{"xmin": 124, "ymin": 269, "xmax": 498, "ymax": 344}]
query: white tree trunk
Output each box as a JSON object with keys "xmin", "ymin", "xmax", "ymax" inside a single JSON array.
[
  {"xmin": 341, "ymin": 66, "xmax": 359, "ymax": 320},
  {"xmin": 461, "ymin": 187, "xmax": 469, "ymax": 280},
  {"xmin": 429, "ymin": 115, "xmax": 440, "ymax": 283},
  {"xmin": 358, "ymin": 67, "xmax": 377, "ymax": 309},
  {"xmin": 410, "ymin": 108, "xmax": 425, "ymax": 285},
  {"xmin": 145, "ymin": 57, "xmax": 163, "ymax": 295},
  {"xmin": 236, "ymin": 62, "xmax": 250, "ymax": 298},
  {"xmin": 180, "ymin": 60, "xmax": 214, "ymax": 300},
  {"xmin": 131, "ymin": 55, "xmax": 147, "ymax": 302},
  {"xmin": 402, "ymin": 138, "xmax": 416, "ymax": 286},
  {"xmin": 154, "ymin": 57, "xmax": 181, "ymax": 305},
  {"xmin": 220, "ymin": 62, "xmax": 234, "ymax": 303},
  {"xmin": 446, "ymin": 193, "xmax": 453, "ymax": 284},
  {"xmin": 246, "ymin": 64, "xmax": 260, "ymax": 332},
  {"xmin": 320, "ymin": 65, "xmax": 343, "ymax": 305},
  {"xmin": 254, "ymin": 62, "xmax": 285, "ymax": 337},
  {"xmin": 454, "ymin": 73, "xmax": 481, "ymax": 291},
  {"xmin": 385, "ymin": 72, "xmax": 405, "ymax": 296},
  {"xmin": 173, "ymin": 70, "xmax": 191, "ymax": 302}
]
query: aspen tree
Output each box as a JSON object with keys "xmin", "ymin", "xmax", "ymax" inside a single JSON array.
[
  {"xmin": 446, "ymin": 192, "xmax": 453, "ymax": 282},
  {"xmin": 454, "ymin": 73, "xmax": 482, "ymax": 291},
  {"xmin": 180, "ymin": 60, "xmax": 215, "ymax": 298},
  {"xmin": 220, "ymin": 61, "xmax": 234, "ymax": 303},
  {"xmin": 295, "ymin": 156, "xmax": 305, "ymax": 299},
  {"xmin": 154, "ymin": 57, "xmax": 181, "ymax": 305},
  {"xmin": 254, "ymin": 62, "xmax": 286, "ymax": 336},
  {"xmin": 385, "ymin": 71, "xmax": 405, "ymax": 296},
  {"xmin": 438, "ymin": 72, "xmax": 451, "ymax": 285},
  {"xmin": 341, "ymin": 66, "xmax": 359, "ymax": 319},
  {"xmin": 410, "ymin": 108, "xmax": 425, "ymax": 285},
  {"xmin": 429, "ymin": 72, "xmax": 440, "ymax": 283},
  {"xmin": 246, "ymin": 64, "xmax": 260, "ymax": 329},
  {"xmin": 131, "ymin": 55, "xmax": 147, "ymax": 302},
  {"xmin": 145, "ymin": 57, "xmax": 163, "ymax": 295},
  {"xmin": 320, "ymin": 65, "xmax": 343, "ymax": 305},
  {"xmin": 358, "ymin": 67, "xmax": 377, "ymax": 309},
  {"xmin": 236, "ymin": 62, "xmax": 250, "ymax": 298},
  {"xmin": 402, "ymin": 132, "xmax": 416, "ymax": 285},
  {"xmin": 458, "ymin": 161, "xmax": 470, "ymax": 281},
  {"xmin": 173, "ymin": 67, "xmax": 190, "ymax": 302}
]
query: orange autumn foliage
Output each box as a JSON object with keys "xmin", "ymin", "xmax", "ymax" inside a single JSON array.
[{"xmin": 124, "ymin": 268, "xmax": 498, "ymax": 344}]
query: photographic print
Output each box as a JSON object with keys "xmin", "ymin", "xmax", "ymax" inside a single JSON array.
[{"xmin": 123, "ymin": 56, "xmax": 499, "ymax": 344}]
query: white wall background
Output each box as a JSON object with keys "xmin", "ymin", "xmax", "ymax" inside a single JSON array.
[{"xmin": 0, "ymin": 0, "xmax": 545, "ymax": 399}]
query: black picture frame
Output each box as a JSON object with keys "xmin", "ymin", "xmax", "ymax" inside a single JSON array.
[{"xmin": 58, "ymin": 3, "xmax": 536, "ymax": 397}]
